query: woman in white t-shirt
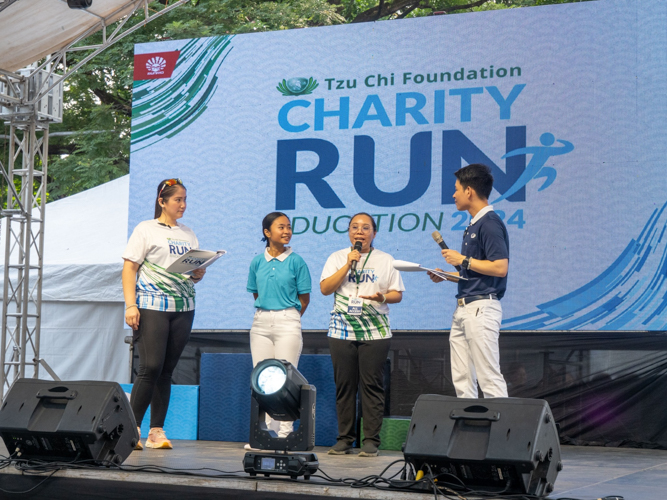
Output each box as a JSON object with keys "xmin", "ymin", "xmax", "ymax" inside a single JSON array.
[
  {"xmin": 121, "ymin": 179, "xmax": 206, "ymax": 451},
  {"xmin": 320, "ymin": 212, "xmax": 404, "ymax": 458}
]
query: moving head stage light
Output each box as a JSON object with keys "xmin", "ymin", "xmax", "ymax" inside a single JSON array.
[{"xmin": 243, "ymin": 359, "xmax": 318, "ymax": 480}]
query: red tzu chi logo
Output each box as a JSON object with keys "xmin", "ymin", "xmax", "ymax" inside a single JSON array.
[
  {"xmin": 146, "ymin": 57, "xmax": 166, "ymax": 74},
  {"xmin": 133, "ymin": 51, "xmax": 180, "ymax": 80}
]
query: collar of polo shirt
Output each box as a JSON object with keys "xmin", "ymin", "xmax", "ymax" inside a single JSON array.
[
  {"xmin": 264, "ymin": 246, "xmax": 293, "ymax": 262},
  {"xmin": 470, "ymin": 205, "xmax": 494, "ymax": 226}
]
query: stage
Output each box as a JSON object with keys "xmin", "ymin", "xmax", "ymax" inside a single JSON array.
[{"xmin": 0, "ymin": 440, "xmax": 665, "ymax": 499}]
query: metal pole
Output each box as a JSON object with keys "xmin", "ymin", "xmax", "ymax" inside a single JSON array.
[
  {"xmin": 1, "ymin": 147, "xmax": 13, "ymax": 401},
  {"xmin": 1, "ymin": 122, "xmax": 26, "ymax": 399},
  {"xmin": 33, "ymin": 125, "xmax": 47, "ymax": 380}
]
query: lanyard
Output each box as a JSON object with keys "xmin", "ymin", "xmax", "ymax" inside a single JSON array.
[{"xmin": 354, "ymin": 248, "xmax": 373, "ymax": 296}]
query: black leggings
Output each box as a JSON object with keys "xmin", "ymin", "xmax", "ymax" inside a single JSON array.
[{"xmin": 130, "ymin": 308, "xmax": 195, "ymax": 428}]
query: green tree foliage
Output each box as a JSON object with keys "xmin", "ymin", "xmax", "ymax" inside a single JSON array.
[{"xmin": 42, "ymin": 0, "xmax": 591, "ymax": 200}]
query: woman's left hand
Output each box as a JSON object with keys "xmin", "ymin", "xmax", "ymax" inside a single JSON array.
[
  {"xmin": 191, "ymin": 268, "xmax": 207, "ymax": 282},
  {"xmin": 359, "ymin": 292, "xmax": 385, "ymax": 302}
]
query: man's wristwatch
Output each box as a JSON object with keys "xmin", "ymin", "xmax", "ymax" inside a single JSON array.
[{"xmin": 462, "ymin": 257, "xmax": 472, "ymax": 270}]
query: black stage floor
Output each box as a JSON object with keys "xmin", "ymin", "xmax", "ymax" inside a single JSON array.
[{"xmin": 0, "ymin": 440, "xmax": 665, "ymax": 499}]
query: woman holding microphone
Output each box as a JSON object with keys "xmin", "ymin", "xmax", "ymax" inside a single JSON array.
[
  {"xmin": 246, "ymin": 212, "xmax": 311, "ymax": 441},
  {"xmin": 122, "ymin": 178, "xmax": 206, "ymax": 450},
  {"xmin": 320, "ymin": 212, "xmax": 404, "ymax": 457}
]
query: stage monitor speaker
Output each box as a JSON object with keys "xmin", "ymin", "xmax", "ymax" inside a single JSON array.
[
  {"xmin": 403, "ymin": 395, "xmax": 562, "ymax": 497},
  {"xmin": 0, "ymin": 379, "xmax": 139, "ymax": 465}
]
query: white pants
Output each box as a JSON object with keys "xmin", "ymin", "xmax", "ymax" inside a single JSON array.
[
  {"xmin": 450, "ymin": 299, "xmax": 508, "ymax": 398},
  {"xmin": 250, "ymin": 307, "xmax": 303, "ymax": 437}
]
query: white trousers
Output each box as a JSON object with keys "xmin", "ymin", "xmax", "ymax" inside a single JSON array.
[
  {"xmin": 250, "ymin": 307, "xmax": 303, "ymax": 437},
  {"xmin": 450, "ymin": 299, "xmax": 508, "ymax": 398}
]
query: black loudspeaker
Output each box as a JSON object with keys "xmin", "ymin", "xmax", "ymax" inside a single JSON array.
[
  {"xmin": 403, "ymin": 395, "xmax": 562, "ymax": 497},
  {"xmin": 0, "ymin": 379, "xmax": 139, "ymax": 465},
  {"xmin": 67, "ymin": 0, "xmax": 93, "ymax": 9}
]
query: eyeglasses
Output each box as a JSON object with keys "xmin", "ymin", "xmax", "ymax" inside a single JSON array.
[
  {"xmin": 158, "ymin": 178, "xmax": 183, "ymax": 197},
  {"xmin": 349, "ymin": 225, "xmax": 373, "ymax": 233}
]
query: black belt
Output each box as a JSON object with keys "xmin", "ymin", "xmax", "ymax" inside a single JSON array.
[{"xmin": 457, "ymin": 294, "xmax": 498, "ymax": 306}]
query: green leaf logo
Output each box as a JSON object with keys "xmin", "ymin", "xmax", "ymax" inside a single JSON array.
[{"xmin": 277, "ymin": 77, "xmax": 319, "ymax": 96}]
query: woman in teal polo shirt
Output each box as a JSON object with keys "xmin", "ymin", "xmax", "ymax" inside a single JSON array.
[{"xmin": 246, "ymin": 212, "xmax": 311, "ymax": 438}]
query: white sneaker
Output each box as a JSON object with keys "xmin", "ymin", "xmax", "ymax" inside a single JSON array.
[{"xmin": 244, "ymin": 443, "xmax": 260, "ymax": 451}]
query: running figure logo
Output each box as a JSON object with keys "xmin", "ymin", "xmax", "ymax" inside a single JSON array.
[{"xmin": 492, "ymin": 133, "xmax": 574, "ymax": 204}]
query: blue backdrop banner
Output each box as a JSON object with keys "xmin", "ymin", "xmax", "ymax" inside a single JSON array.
[{"xmin": 129, "ymin": 0, "xmax": 667, "ymax": 331}]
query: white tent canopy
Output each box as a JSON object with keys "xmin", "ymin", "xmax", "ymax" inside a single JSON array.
[
  {"xmin": 0, "ymin": 0, "xmax": 135, "ymax": 72},
  {"xmin": 1, "ymin": 175, "xmax": 130, "ymax": 382}
]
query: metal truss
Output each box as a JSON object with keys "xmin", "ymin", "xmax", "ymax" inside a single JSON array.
[
  {"xmin": 0, "ymin": 0, "xmax": 188, "ymax": 398},
  {"xmin": 0, "ymin": 120, "xmax": 50, "ymax": 400}
]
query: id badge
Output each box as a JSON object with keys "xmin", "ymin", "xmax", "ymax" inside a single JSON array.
[{"xmin": 347, "ymin": 297, "xmax": 363, "ymax": 316}]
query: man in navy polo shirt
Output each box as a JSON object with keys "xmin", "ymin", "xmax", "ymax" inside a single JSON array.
[{"xmin": 430, "ymin": 164, "xmax": 509, "ymax": 398}]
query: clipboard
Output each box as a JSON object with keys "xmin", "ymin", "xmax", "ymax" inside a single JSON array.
[{"xmin": 392, "ymin": 259, "xmax": 468, "ymax": 282}]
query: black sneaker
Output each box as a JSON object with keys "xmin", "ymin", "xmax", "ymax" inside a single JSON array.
[
  {"xmin": 327, "ymin": 441, "xmax": 353, "ymax": 455},
  {"xmin": 358, "ymin": 442, "xmax": 379, "ymax": 457}
]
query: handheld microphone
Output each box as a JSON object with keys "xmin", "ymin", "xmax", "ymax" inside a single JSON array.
[
  {"xmin": 432, "ymin": 231, "xmax": 462, "ymax": 272},
  {"xmin": 350, "ymin": 241, "xmax": 363, "ymax": 276}
]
